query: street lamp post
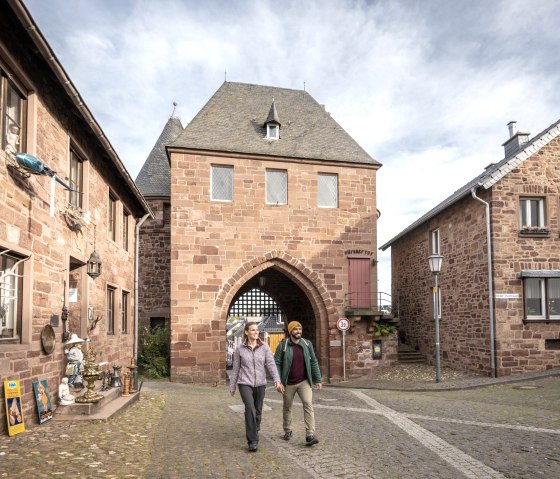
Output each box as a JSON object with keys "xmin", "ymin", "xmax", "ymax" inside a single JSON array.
[{"xmin": 428, "ymin": 254, "xmax": 443, "ymax": 383}]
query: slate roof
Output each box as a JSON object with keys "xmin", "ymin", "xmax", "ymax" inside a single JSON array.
[
  {"xmin": 136, "ymin": 115, "xmax": 184, "ymax": 197},
  {"xmin": 380, "ymin": 118, "xmax": 560, "ymax": 251},
  {"xmin": 169, "ymin": 82, "xmax": 378, "ymax": 165}
]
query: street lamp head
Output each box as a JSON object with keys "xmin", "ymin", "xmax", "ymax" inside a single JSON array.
[{"xmin": 428, "ymin": 254, "xmax": 443, "ymax": 274}]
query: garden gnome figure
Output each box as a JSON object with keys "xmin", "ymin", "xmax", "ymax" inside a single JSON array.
[
  {"xmin": 65, "ymin": 333, "xmax": 86, "ymax": 389},
  {"xmin": 58, "ymin": 377, "xmax": 75, "ymax": 405}
]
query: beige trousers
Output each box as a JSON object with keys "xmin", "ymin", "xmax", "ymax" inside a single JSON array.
[{"xmin": 283, "ymin": 380, "xmax": 315, "ymax": 436}]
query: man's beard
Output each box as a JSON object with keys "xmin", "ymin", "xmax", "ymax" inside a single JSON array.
[{"xmin": 290, "ymin": 332, "xmax": 301, "ymax": 340}]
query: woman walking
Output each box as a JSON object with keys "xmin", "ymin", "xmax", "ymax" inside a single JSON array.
[{"xmin": 229, "ymin": 322, "xmax": 284, "ymax": 451}]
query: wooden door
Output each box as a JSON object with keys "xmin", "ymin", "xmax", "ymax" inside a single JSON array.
[{"xmin": 348, "ymin": 257, "xmax": 371, "ymax": 308}]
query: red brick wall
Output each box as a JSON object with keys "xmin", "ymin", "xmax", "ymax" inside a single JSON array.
[{"xmin": 170, "ymin": 151, "xmax": 379, "ymax": 383}]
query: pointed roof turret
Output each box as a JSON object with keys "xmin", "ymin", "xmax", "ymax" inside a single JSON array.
[
  {"xmin": 135, "ymin": 103, "xmax": 184, "ymax": 197},
  {"xmin": 265, "ymin": 99, "xmax": 281, "ymax": 126}
]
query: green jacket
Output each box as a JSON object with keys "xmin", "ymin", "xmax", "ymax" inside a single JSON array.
[{"xmin": 274, "ymin": 337, "xmax": 322, "ymax": 386}]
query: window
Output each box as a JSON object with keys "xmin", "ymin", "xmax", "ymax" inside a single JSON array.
[
  {"xmin": 163, "ymin": 202, "xmax": 171, "ymax": 227},
  {"xmin": 524, "ymin": 277, "xmax": 560, "ymax": 320},
  {"xmin": 122, "ymin": 210, "xmax": 129, "ymax": 251},
  {"xmin": 1, "ymin": 68, "xmax": 26, "ymax": 155},
  {"xmin": 318, "ymin": 173, "xmax": 338, "ymax": 208},
  {"xmin": 267, "ymin": 124, "xmax": 279, "ymax": 139},
  {"xmin": 107, "ymin": 286, "xmax": 116, "ymax": 335},
  {"xmin": 520, "ymin": 197, "xmax": 545, "ymax": 230},
  {"xmin": 0, "ymin": 251, "xmax": 25, "ymax": 341},
  {"xmin": 211, "ymin": 165, "xmax": 233, "ymax": 201},
  {"xmin": 430, "ymin": 229, "xmax": 440, "ymax": 254},
  {"xmin": 121, "ymin": 291, "xmax": 129, "ymax": 334},
  {"xmin": 69, "ymin": 149, "xmax": 83, "ymax": 208},
  {"xmin": 108, "ymin": 193, "xmax": 117, "ymax": 241},
  {"xmin": 266, "ymin": 169, "xmax": 287, "ymax": 205}
]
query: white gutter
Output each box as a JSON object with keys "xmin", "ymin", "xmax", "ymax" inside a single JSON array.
[
  {"xmin": 134, "ymin": 213, "xmax": 151, "ymax": 386},
  {"xmin": 471, "ymin": 187, "xmax": 496, "ymax": 378}
]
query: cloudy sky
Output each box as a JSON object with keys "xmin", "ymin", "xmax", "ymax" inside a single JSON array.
[{"xmin": 25, "ymin": 0, "xmax": 560, "ymax": 294}]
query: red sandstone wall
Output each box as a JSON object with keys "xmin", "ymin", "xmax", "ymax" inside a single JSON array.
[
  {"xmin": 0, "ymin": 93, "xmax": 138, "ymax": 430},
  {"xmin": 170, "ymin": 151, "xmax": 379, "ymax": 383},
  {"xmin": 490, "ymin": 137, "xmax": 560, "ymax": 375},
  {"xmin": 138, "ymin": 198, "xmax": 171, "ymax": 330},
  {"xmin": 392, "ymin": 193, "xmax": 492, "ymax": 374},
  {"xmin": 391, "ymin": 137, "xmax": 560, "ymax": 376}
]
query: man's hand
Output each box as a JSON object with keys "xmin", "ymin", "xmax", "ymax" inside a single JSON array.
[
  {"xmin": 275, "ymin": 381, "xmax": 285, "ymax": 394},
  {"xmin": 229, "ymin": 390, "xmax": 235, "ymax": 396},
  {"xmin": 315, "ymin": 383, "xmax": 323, "ymax": 390}
]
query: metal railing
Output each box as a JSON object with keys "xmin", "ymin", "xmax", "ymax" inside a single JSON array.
[{"xmin": 344, "ymin": 291, "xmax": 396, "ymax": 316}]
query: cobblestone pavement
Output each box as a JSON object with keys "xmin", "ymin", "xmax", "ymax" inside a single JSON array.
[{"xmin": 1, "ymin": 369, "xmax": 559, "ymax": 478}]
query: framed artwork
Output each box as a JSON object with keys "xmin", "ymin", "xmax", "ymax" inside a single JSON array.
[
  {"xmin": 33, "ymin": 379, "xmax": 53, "ymax": 424},
  {"xmin": 4, "ymin": 380, "xmax": 25, "ymax": 436}
]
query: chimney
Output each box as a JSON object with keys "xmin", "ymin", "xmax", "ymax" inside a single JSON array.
[{"xmin": 502, "ymin": 121, "xmax": 530, "ymax": 158}]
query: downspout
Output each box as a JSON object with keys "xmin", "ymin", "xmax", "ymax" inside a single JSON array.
[
  {"xmin": 134, "ymin": 213, "xmax": 151, "ymax": 388},
  {"xmin": 471, "ymin": 187, "xmax": 496, "ymax": 378}
]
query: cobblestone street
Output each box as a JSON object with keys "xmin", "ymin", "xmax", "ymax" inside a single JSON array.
[{"xmin": 2, "ymin": 373, "xmax": 560, "ymax": 478}]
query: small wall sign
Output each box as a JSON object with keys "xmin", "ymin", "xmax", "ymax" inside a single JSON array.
[
  {"xmin": 495, "ymin": 293, "xmax": 519, "ymax": 299},
  {"xmin": 372, "ymin": 339, "xmax": 382, "ymax": 359}
]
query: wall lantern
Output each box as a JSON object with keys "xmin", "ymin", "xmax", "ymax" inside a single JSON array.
[{"xmin": 87, "ymin": 250, "xmax": 102, "ymax": 279}]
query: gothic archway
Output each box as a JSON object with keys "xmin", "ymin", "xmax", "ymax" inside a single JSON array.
[{"xmin": 215, "ymin": 251, "xmax": 335, "ymax": 377}]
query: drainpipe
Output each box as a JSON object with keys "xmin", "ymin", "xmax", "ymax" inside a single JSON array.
[
  {"xmin": 471, "ymin": 187, "xmax": 496, "ymax": 378},
  {"xmin": 134, "ymin": 213, "xmax": 151, "ymax": 388}
]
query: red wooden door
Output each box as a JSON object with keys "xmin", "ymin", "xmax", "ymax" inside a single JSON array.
[{"xmin": 348, "ymin": 258, "xmax": 371, "ymax": 308}]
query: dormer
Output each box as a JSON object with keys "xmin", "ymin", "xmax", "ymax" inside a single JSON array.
[{"xmin": 264, "ymin": 99, "xmax": 281, "ymax": 140}]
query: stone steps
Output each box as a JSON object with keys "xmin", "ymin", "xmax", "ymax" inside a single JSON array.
[
  {"xmin": 398, "ymin": 347, "xmax": 427, "ymax": 364},
  {"xmin": 54, "ymin": 381, "xmax": 140, "ymax": 421}
]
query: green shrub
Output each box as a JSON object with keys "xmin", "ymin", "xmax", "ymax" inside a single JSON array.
[
  {"xmin": 373, "ymin": 322, "xmax": 397, "ymax": 337},
  {"xmin": 138, "ymin": 327, "xmax": 170, "ymax": 378}
]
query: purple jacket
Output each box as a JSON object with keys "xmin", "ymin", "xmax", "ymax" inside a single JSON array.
[{"xmin": 229, "ymin": 339, "xmax": 280, "ymax": 392}]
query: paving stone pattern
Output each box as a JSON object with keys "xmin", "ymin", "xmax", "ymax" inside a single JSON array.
[{"xmin": 1, "ymin": 373, "xmax": 560, "ymax": 478}]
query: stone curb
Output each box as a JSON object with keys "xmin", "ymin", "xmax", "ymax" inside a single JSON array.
[{"xmin": 327, "ymin": 368, "xmax": 560, "ymax": 392}]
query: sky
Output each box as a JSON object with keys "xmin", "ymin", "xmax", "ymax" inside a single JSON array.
[{"xmin": 24, "ymin": 0, "xmax": 560, "ymax": 296}]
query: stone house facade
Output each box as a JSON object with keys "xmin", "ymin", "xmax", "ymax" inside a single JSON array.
[
  {"xmin": 163, "ymin": 81, "xmax": 385, "ymax": 384},
  {"xmin": 0, "ymin": 0, "xmax": 150, "ymax": 432},
  {"xmin": 381, "ymin": 120, "xmax": 560, "ymax": 377}
]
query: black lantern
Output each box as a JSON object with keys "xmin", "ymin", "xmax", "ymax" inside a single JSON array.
[{"xmin": 87, "ymin": 250, "xmax": 102, "ymax": 279}]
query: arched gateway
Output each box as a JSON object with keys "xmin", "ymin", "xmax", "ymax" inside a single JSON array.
[{"xmin": 217, "ymin": 253, "xmax": 335, "ymax": 378}]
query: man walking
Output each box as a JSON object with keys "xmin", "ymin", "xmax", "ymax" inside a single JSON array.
[{"xmin": 274, "ymin": 321, "xmax": 322, "ymax": 446}]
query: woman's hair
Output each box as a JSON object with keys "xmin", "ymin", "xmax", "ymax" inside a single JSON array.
[{"xmin": 243, "ymin": 322, "xmax": 260, "ymax": 342}]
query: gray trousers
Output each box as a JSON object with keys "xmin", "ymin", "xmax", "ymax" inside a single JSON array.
[{"xmin": 238, "ymin": 384, "xmax": 266, "ymax": 444}]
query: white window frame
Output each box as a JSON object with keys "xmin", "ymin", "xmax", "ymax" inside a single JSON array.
[
  {"xmin": 430, "ymin": 229, "xmax": 440, "ymax": 254},
  {"xmin": 211, "ymin": 165, "xmax": 234, "ymax": 202},
  {"xmin": 266, "ymin": 169, "xmax": 287, "ymax": 205},
  {"xmin": 317, "ymin": 173, "xmax": 338, "ymax": 208},
  {"xmin": 520, "ymin": 197, "xmax": 545, "ymax": 229},
  {"xmin": 0, "ymin": 249, "xmax": 28, "ymax": 342},
  {"xmin": 267, "ymin": 123, "xmax": 279, "ymax": 140},
  {"xmin": 1, "ymin": 67, "xmax": 27, "ymax": 153},
  {"xmin": 523, "ymin": 277, "xmax": 560, "ymax": 320}
]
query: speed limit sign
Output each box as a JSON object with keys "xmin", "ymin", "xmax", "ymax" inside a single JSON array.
[{"xmin": 337, "ymin": 317, "xmax": 350, "ymax": 332}]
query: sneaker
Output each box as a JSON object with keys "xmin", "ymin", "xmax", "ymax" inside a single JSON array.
[
  {"xmin": 305, "ymin": 435, "xmax": 319, "ymax": 446},
  {"xmin": 282, "ymin": 430, "xmax": 292, "ymax": 441},
  {"xmin": 248, "ymin": 442, "xmax": 258, "ymax": 452}
]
